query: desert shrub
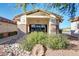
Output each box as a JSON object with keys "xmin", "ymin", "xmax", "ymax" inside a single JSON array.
[
  {"xmin": 20, "ymin": 32, "xmax": 69, "ymax": 51},
  {"xmin": 20, "ymin": 32, "xmax": 48, "ymax": 51},
  {"xmin": 47, "ymin": 34, "xmax": 69, "ymax": 49}
]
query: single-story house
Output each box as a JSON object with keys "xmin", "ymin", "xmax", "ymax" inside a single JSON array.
[
  {"xmin": 70, "ymin": 16, "xmax": 79, "ymax": 37},
  {"xmin": 0, "ymin": 17, "xmax": 17, "ymax": 38},
  {"xmin": 13, "ymin": 9, "xmax": 63, "ymax": 37}
]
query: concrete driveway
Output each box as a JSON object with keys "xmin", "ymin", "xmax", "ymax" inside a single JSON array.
[{"xmin": 0, "ymin": 35, "xmax": 18, "ymax": 44}]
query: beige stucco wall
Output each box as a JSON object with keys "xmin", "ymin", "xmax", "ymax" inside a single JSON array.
[
  {"xmin": 0, "ymin": 22, "xmax": 17, "ymax": 33},
  {"xmin": 17, "ymin": 15, "xmax": 27, "ymax": 34},
  {"xmin": 17, "ymin": 16, "xmax": 59, "ymax": 34}
]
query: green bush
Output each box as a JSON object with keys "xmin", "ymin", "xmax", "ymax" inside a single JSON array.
[
  {"xmin": 20, "ymin": 32, "xmax": 69, "ymax": 51},
  {"xmin": 47, "ymin": 34, "xmax": 69, "ymax": 49}
]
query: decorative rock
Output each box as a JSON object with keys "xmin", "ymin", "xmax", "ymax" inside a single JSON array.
[
  {"xmin": 0, "ymin": 43, "xmax": 31, "ymax": 56},
  {"xmin": 7, "ymin": 52, "xmax": 15, "ymax": 56},
  {"xmin": 11, "ymin": 43, "xmax": 19, "ymax": 48},
  {"xmin": 18, "ymin": 50, "xmax": 31, "ymax": 56},
  {"xmin": 31, "ymin": 44, "xmax": 46, "ymax": 56}
]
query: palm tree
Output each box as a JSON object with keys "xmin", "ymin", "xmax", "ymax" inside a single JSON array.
[
  {"xmin": 47, "ymin": 3, "xmax": 77, "ymax": 18},
  {"xmin": 16, "ymin": 3, "xmax": 27, "ymax": 12},
  {"xmin": 16, "ymin": 3, "xmax": 36, "ymax": 12},
  {"xmin": 16, "ymin": 3, "xmax": 78, "ymax": 18}
]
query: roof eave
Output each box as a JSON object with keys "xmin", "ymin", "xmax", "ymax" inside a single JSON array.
[{"xmin": 13, "ymin": 9, "xmax": 63, "ymax": 22}]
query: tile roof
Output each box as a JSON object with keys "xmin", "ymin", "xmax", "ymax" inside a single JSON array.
[{"xmin": 0, "ymin": 16, "xmax": 16, "ymax": 25}]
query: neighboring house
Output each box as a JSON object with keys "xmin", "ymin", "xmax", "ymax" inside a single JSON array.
[
  {"xmin": 13, "ymin": 9, "xmax": 62, "ymax": 37},
  {"xmin": 0, "ymin": 17, "xmax": 17, "ymax": 38},
  {"xmin": 62, "ymin": 27, "xmax": 71, "ymax": 35},
  {"xmin": 70, "ymin": 16, "xmax": 79, "ymax": 37}
]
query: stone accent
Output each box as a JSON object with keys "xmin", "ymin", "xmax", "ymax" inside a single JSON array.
[
  {"xmin": 17, "ymin": 24, "xmax": 27, "ymax": 33},
  {"xmin": 48, "ymin": 18, "xmax": 57, "ymax": 34},
  {"xmin": 51, "ymin": 24, "xmax": 56, "ymax": 33},
  {"xmin": 17, "ymin": 24, "xmax": 27, "ymax": 38}
]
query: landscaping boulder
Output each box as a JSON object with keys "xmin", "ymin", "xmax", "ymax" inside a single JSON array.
[{"xmin": 31, "ymin": 44, "xmax": 47, "ymax": 56}]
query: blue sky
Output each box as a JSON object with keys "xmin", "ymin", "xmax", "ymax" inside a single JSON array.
[{"xmin": 0, "ymin": 3, "xmax": 79, "ymax": 29}]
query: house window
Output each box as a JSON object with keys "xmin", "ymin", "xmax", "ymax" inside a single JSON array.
[
  {"xmin": 50, "ymin": 18, "xmax": 56, "ymax": 24},
  {"xmin": 20, "ymin": 15, "xmax": 26, "ymax": 22},
  {"xmin": 20, "ymin": 18, "xmax": 25, "ymax": 22}
]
